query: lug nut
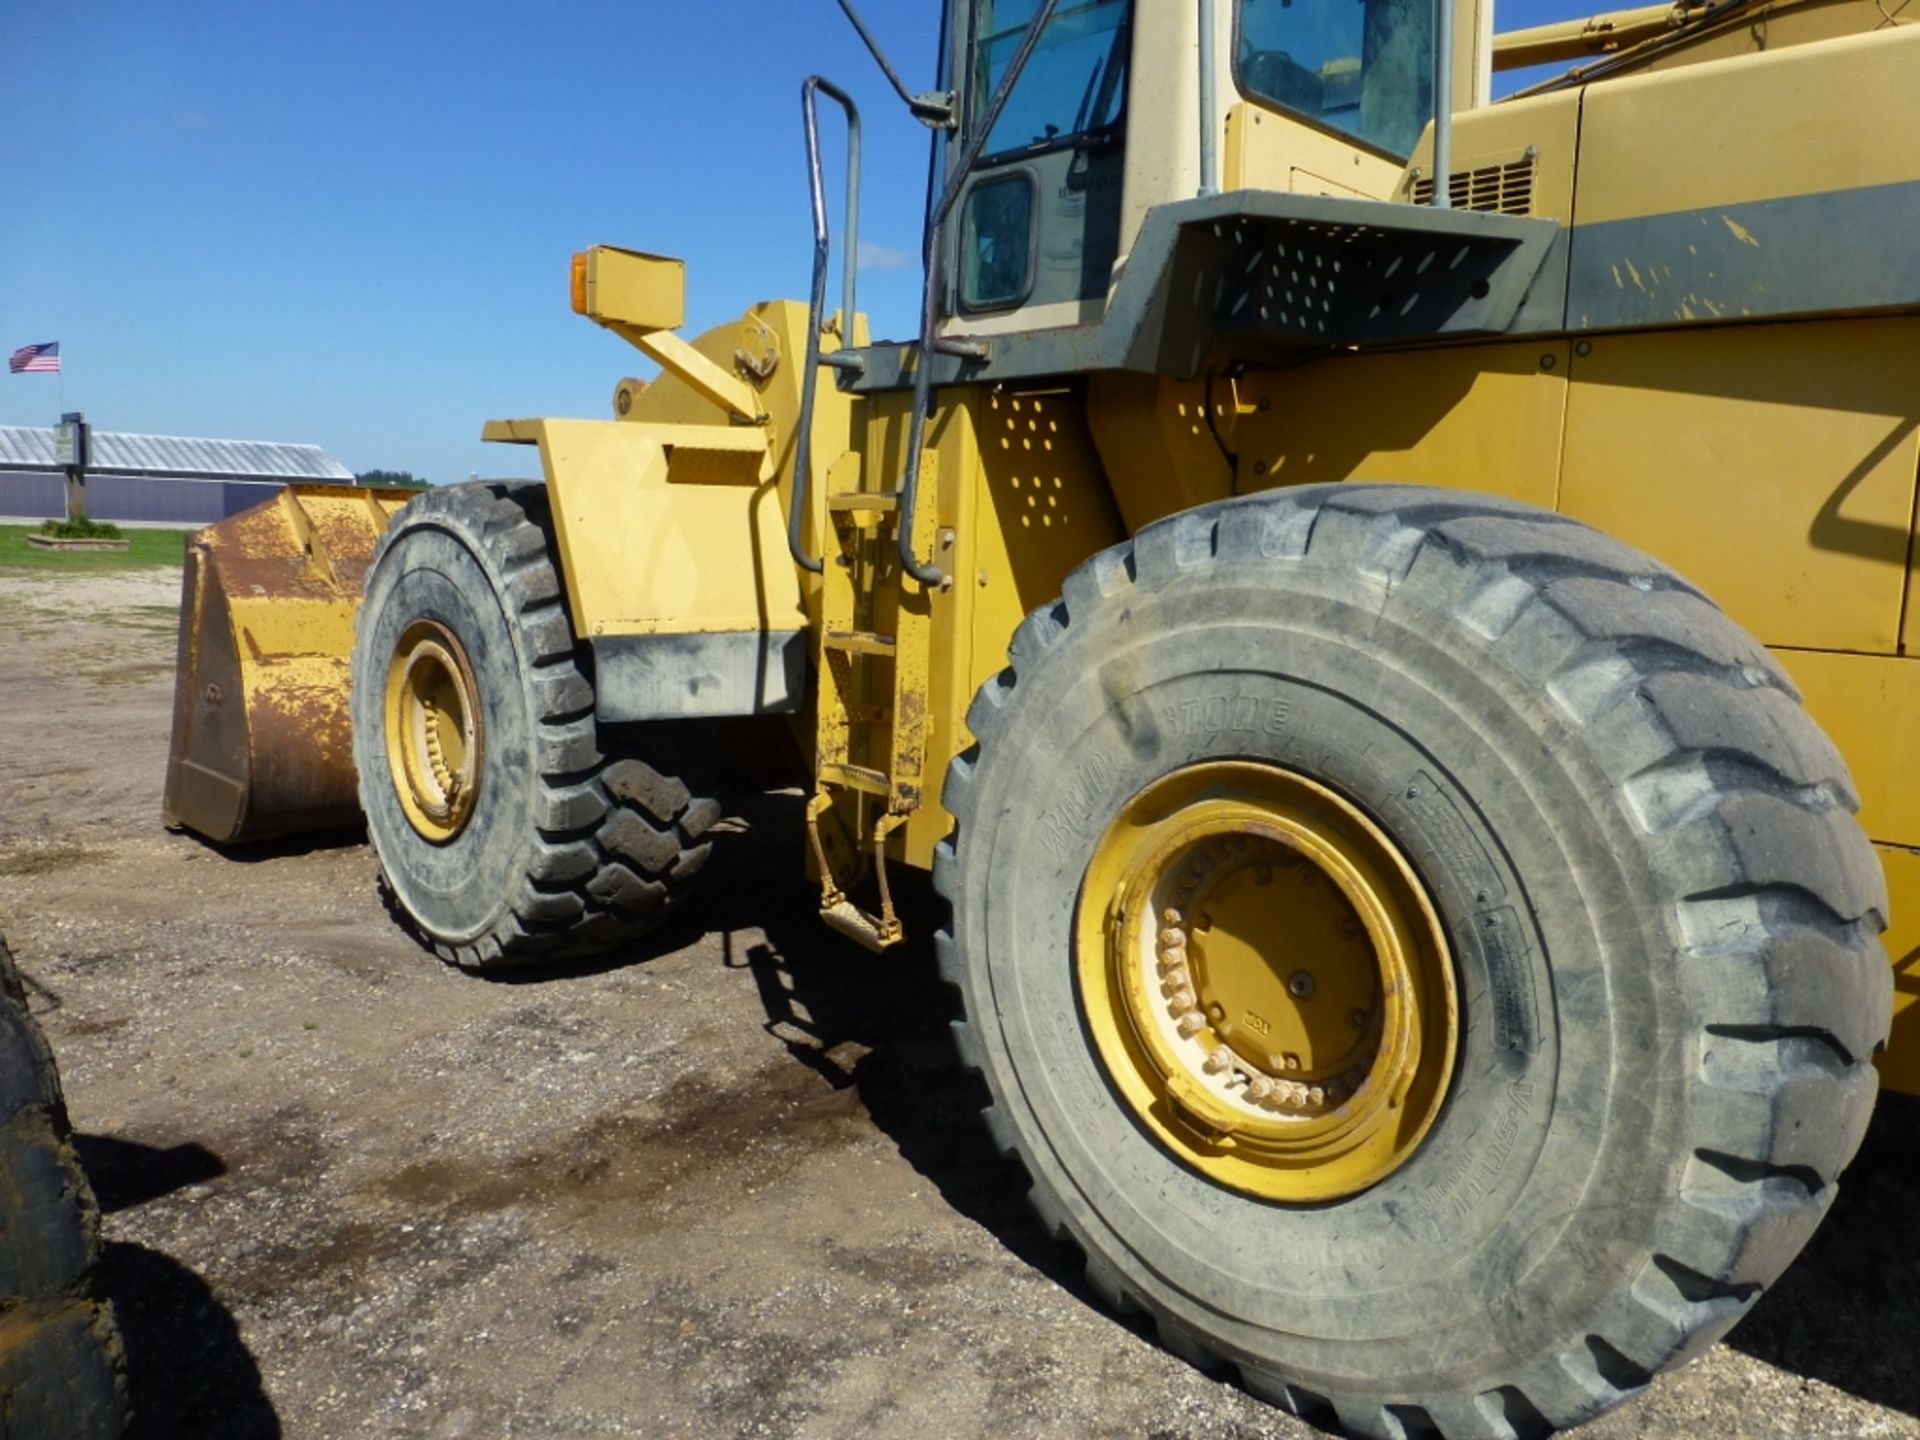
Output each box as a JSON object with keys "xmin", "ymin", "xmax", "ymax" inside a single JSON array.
[{"xmin": 1289, "ymin": 970, "xmax": 1316, "ymax": 999}]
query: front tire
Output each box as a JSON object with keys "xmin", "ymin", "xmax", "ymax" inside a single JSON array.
[
  {"xmin": 351, "ymin": 482, "xmax": 719, "ymax": 969},
  {"xmin": 936, "ymin": 485, "xmax": 1891, "ymax": 1438}
]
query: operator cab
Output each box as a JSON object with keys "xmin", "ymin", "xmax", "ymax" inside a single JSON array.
[{"xmin": 941, "ymin": 0, "xmax": 1472, "ymax": 340}]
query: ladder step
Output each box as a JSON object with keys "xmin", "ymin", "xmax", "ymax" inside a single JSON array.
[
  {"xmin": 827, "ymin": 491, "xmax": 900, "ymax": 513},
  {"xmin": 824, "ymin": 629, "xmax": 896, "ymax": 657},
  {"xmin": 819, "ymin": 898, "xmax": 903, "ymax": 953},
  {"xmin": 820, "ymin": 762, "xmax": 891, "ymax": 795}
]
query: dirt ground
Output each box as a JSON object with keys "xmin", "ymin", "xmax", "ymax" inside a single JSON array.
[{"xmin": 2, "ymin": 561, "xmax": 1916, "ymax": 1440}]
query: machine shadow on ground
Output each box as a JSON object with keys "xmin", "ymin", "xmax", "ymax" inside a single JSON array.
[
  {"xmin": 700, "ymin": 790, "xmax": 1112, "ymax": 1303},
  {"xmin": 75, "ymin": 1136, "xmax": 283, "ymax": 1439}
]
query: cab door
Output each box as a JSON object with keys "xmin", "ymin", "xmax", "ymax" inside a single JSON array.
[{"xmin": 948, "ymin": 0, "xmax": 1132, "ymax": 329}]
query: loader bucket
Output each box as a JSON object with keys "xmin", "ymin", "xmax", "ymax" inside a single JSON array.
[{"xmin": 163, "ymin": 483, "xmax": 416, "ymax": 844}]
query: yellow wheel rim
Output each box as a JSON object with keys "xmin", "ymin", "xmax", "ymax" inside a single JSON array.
[
  {"xmin": 1076, "ymin": 761, "xmax": 1457, "ymax": 1202},
  {"xmin": 383, "ymin": 619, "xmax": 483, "ymax": 844}
]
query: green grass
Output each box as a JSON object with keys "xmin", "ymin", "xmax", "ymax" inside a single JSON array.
[
  {"xmin": 40, "ymin": 517, "xmax": 123, "ymax": 539},
  {"xmin": 0, "ymin": 524, "xmax": 192, "ymax": 571}
]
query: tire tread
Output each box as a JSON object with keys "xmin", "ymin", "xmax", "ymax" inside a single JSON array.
[
  {"xmin": 0, "ymin": 938, "xmax": 128, "ymax": 1438},
  {"xmin": 934, "ymin": 483, "xmax": 1890, "ymax": 1439},
  {"xmin": 357, "ymin": 482, "xmax": 719, "ymax": 969}
]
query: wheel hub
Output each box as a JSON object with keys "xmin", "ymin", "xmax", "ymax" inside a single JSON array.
[
  {"xmin": 384, "ymin": 619, "xmax": 483, "ymax": 843},
  {"xmin": 1077, "ymin": 761, "xmax": 1457, "ymax": 1202}
]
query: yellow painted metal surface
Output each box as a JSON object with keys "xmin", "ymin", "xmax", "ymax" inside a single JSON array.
[
  {"xmin": 838, "ymin": 386, "xmax": 1125, "ymax": 872},
  {"xmin": 482, "ymin": 295, "xmax": 858, "ymax": 647},
  {"xmin": 164, "ymin": 484, "xmax": 413, "ymax": 843},
  {"xmin": 1085, "ymin": 373, "xmax": 1233, "ymax": 534},
  {"xmin": 1232, "ymin": 341, "xmax": 1569, "ymax": 508},
  {"xmin": 596, "ymin": 298, "xmax": 858, "ymax": 590},
  {"xmin": 966, "ymin": 388, "xmax": 1128, "ymax": 687},
  {"xmin": 1551, "ymin": 0, "xmax": 1899, "ymax": 86},
  {"xmin": 804, "ymin": 429, "xmax": 945, "ymax": 951},
  {"xmin": 1871, "ymin": 844, "xmax": 1920, "ymax": 1099},
  {"xmin": 572, "ymin": 245, "xmax": 685, "ymax": 333},
  {"xmin": 1223, "ymin": 102, "xmax": 1402, "ymax": 201},
  {"xmin": 1573, "ymin": 26, "xmax": 1920, "ymax": 225},
  {"xmin": 852, "ymin": 392, "xmax": 980, "ymax": 872},
  {"xmin": 1559, "ymin": 321, "xmax": 1920, "ymax": 654},
  {"xmin": 626, "ymin": 328, "xmax": 763, "ymax": 424},
  {"xmin": 1399, "ymin": 86, "xmax": 1581, "ymax": 220},
  {"xmin": 1076, "ymin": 761, "xmax": 1458, "ymax": 1200},
  {"xmin": 1491, "ymin": 2, "xmax": 1687, "ymax": 71},
  {"xmin": 486, "ymin": 416, "xmax": 799, "ymax": 639},
  {"xmin": 1775, "ymin": 649, "xmax": 1920, "ymax": 849}
]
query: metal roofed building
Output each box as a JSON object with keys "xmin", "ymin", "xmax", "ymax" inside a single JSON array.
[{"xmin": 0, "ymin": 424, "xmax": 355, "ymax": 525}]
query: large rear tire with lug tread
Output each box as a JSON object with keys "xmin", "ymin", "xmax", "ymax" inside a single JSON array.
[
  {"xmin": 0, "ymin": 934, "xmax": 128, "ymax": 1439},
  {"xmin": 936, "ymin": 484, "xmax": 1892, "ymax": 1439},
  {"xmin": 351, "ymin": 481, "xmax": 720, "ymax": 970}
]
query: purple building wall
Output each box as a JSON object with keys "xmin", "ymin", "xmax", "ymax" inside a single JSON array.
[{"xmin": 0, "ymin": 470, "xmax": 286, "ymax": 525}]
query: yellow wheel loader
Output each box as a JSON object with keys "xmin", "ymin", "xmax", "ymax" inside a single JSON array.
[{"xmin": 164, "ymin": 0, "xmax": 1915, "ymax": 1432}]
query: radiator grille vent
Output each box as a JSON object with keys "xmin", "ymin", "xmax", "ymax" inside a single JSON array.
[{"xmin": 1411, "ymin": 156, "xmax": 1536, "ymax": 216}]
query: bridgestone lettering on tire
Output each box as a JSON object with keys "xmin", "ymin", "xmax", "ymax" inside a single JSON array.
[
  {"xmin": 352, "ymin": 482, "xmax": 719, "ymax": 969},
  {"xmin": 935, "ymin": 484, "xmax": 1893, "ymax": 1439},
  {"xmin": 0, "ymin": 935, "xmax": 129, "ymax": 1439}
]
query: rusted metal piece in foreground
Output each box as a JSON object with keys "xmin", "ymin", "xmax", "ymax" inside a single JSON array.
[{"xmin": 163, "ymin": 483, "xmax": 414, "ymax": 844}]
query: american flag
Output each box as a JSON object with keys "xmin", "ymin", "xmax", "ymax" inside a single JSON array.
[{"xmin": 8, "ymin": 342, "xmax": 60, "ymax": 374}]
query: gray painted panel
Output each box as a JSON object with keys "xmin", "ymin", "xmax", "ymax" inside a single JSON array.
[
  {"xmin": 593, "ymin": 630, "xmax": 808, "ymax": 722},
  {"xmin": 1568, "ymin": 180, "xmax": 1920, "ymax": 330},
  {"xmin": 847, "ymin": 189, "xmax": 1559, "ymax": 391},
  {"xmin": 1510, "ymin": 225, "xmax": 1572, "ymax": 337}
]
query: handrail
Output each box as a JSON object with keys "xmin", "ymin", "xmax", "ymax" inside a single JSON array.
[
  {"xmin": 1197, "ymin": 0, "xmax": 1219, "ymax": 197},
  {"xmin": 1432, "ymin": 0, "xmax": 1454, "ymax": 208},
  {"xmin": 896, "ymin": 0, "xmax": 1059, "ymax": 587},
  {"xmin": 788, "ymin": 75, "xmax": 862, "ymax": 575}
]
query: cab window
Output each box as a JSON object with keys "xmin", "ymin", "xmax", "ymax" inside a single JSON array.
[
  {"xmin": 961, "ymin": 172, "xmax": 1037, "ymax": 309},
  {"xmin": 972, "ymin": 0, "xmax": 1130, "ymax": 159},
  {"xmin": 1236, "ymin": 0, "xmax": 1433, "ymax": 159}
]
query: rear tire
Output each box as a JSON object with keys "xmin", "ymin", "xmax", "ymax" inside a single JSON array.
[
  {"xmin": 351, "ymin": 481, "xmax": 719, "ymax": 969},
  {"xmin": 0, "ymin": 934, "xmax": 128, "ymax": 1439},
  {"xmin": 937, "ymin": 485, "xmax": 1892, "ymax": 1438}
]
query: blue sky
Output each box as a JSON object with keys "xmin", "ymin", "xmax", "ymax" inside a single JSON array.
[{"xmin": 1, "ymin": 1, "xmax": 1588, "ymax": 485}]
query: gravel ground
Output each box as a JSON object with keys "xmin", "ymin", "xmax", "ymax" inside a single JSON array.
[{"xmin": 1, "ymin": 562, "xmax": 1916, "ymax": 1440}]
